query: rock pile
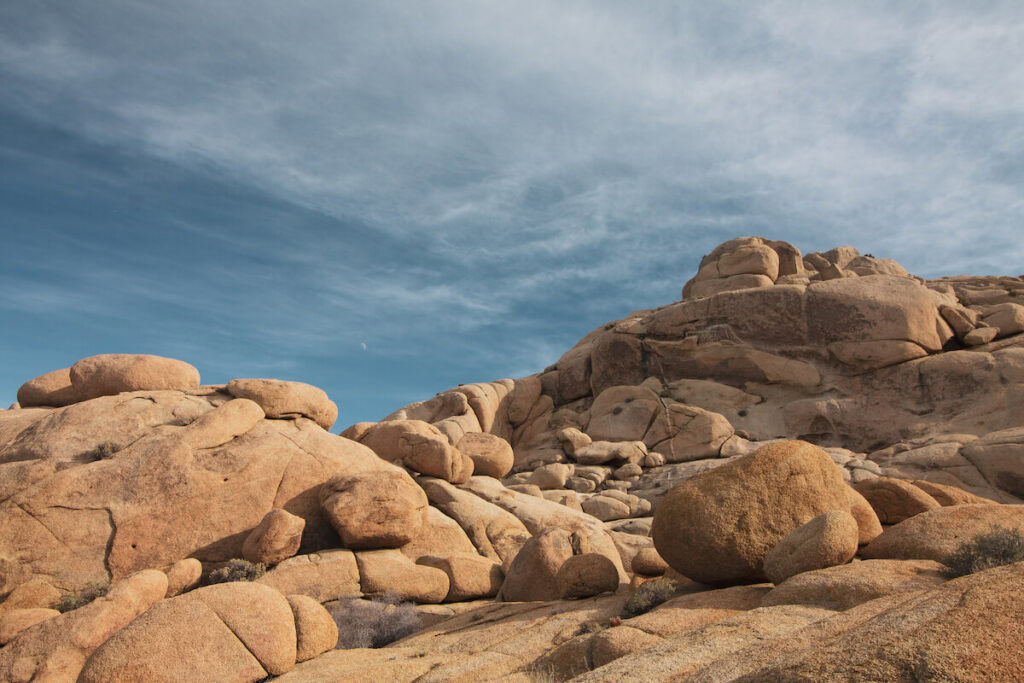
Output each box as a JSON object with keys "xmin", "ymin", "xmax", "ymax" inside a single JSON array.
[{"xmin": 3, "ymin": 236, "xmax": 1024, "ymax": 680}]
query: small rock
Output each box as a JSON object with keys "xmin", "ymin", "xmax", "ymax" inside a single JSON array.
[{"xmin": 557, "ymin": 553, "xmax": 620, "ymax": 599}]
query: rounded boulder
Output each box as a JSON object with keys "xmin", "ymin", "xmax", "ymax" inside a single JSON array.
[
  {"xmin": 319, "ymin": 470, "xmax": 428, "ymax": 549},
  {"xmin": 652, "ymin": 440, "xmax": 859, "ymax": 586},
  {"xmin": 69, "ymin": 354, "xmax": 200, "ymax": 401}
]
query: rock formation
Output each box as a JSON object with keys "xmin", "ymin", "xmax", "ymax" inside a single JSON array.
[{"xmin": 3, "ymin": 236, "xmax": 1024, "ymax": 679}]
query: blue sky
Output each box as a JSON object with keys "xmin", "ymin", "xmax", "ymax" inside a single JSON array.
[{"xmin": 2, "ymin": 1, "xmax": 1023, "ymax": 426}]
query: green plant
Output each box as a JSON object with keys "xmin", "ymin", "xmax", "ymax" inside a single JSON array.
[
  {"xmin": 942, "ymin": 525, "xmax": 1024, "ymax": 578},
  {"xmin": 206, "ymin": 559, "xmax": 266, "ymax": 584},
  {"xmin": 621, "ymin": 577, "xmax": 678, "ymax": 618},
  {"xmin": 56, "ymin": 583, "xmax": 109, "ymax": 613},
  {"xmin": 88, "ymin": 440, "xmax": 119, "ymax": 461}
]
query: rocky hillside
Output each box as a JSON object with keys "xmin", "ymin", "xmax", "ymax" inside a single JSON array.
[{"xmin": 2, "ymin": 235, "xmax": 1024, "ymax": 681}]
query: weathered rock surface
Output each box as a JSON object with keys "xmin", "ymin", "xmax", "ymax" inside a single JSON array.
[
  {"xmin": 764, "ymin": 510, "xmax": 860, "ymax": 584},
  {"xmin": 226, "ymin": 378, "xmax": 338, "ymax": 430},
  {"xmin": 652, "ymin": 441, "xmax": 866, "ymax": 585},
  {"xmin": 762, "ymin": 559, "xmax": 947, "ymax": 610},
  {"xmin": 242, "ymin": 508, "xmax": 306, "ymax": 565},
  {"xmin": 70, "ymin": 354, "xmax": 201, "ymax": 401},
  {"xmin": 861, "ymin": 504, "xmax": 1024, "ymax": 561},
  {"xmin": 319, "ymin": 469, "xmax": 427, "ymax": 549}
]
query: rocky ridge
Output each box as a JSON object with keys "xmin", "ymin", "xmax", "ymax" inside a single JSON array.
[{"xmin": 2, "ymin": 237, "xmax": 1024, "ymax": 680}]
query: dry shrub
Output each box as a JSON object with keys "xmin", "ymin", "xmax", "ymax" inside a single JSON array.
[
  {"xmin": 206, "ymin": 558, "xmax": 266, "ymax": 585},
  {"xmin": 621, "ymin": 577, "xmax": 678, "ymax": 618},
  {"xmin": 943, "ymin": 525, "xmax": 1024, "ymax": 578},
  {"xmin": 56, "ymin": 583, "xmax": 109, "ymax": 613},
  {"xmin": 329, "ymin": 593, "xmax": 421, "ymax": 649}
]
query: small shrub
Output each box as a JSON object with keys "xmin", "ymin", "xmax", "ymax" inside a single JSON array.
[
  {"xmin": 206, "ymin": 559, "xmax": 266, "ymax": 585},
  {"xmin": 329, "ymin": 593, "xmax": 421, "ymax": 649},
  {"xmin": 87, "ymin": 440, "xmax": 119, "ymax": 461},
  {"xmin": 621, "ymin": 577, "xmax": 678, "ymax": 618},
  {"xmin": 56, "ymin": 583, "xmax": 109, "ymax": 613},
  {"xmin": 942, "ymin": 525, "xmax": 1024, "ymax": 578}
]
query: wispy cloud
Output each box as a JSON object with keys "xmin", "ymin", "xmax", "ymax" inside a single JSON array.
[{"xmin": 1, "ymin": 2, "xmax": 1022, "ymax": 419}]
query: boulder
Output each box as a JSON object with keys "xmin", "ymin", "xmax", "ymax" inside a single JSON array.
[
  {"xmin": 910, "ymin": 479, "xmax": 995, "ymax": 506},
  {"xmin": 649, "ymin": 404, "xmax": 733, "ymax": 462},
  {"xmin": 398, "ymin": 506, "xmax": 478, "ymax": 561},
  {"xmin": 556, "ymin": 553, "xmax": 619, "ymax": 599},
  {"xmin": 652, "ymin": 441, "xmax": 864, "ymax": 585},
  {"xmin": 418, "ymin": 478, "xmax": 531, "ymax": 568},
  {"xmin": 416, "ymin": 553, "xmax": 504, "ymax": 602},
  {"xmin": 0, "ymin": 578, "xmax": 59, "ymax": 613},
  {"xmin": 0, "ymin": 607, "xmax": 59, "ymax": 645},
  {"xmin": 319, "ymin": 470, "xmax": 428, "ymax": 549},
  {"xmin": 631, "ymin": 547, "xmax": 669, "ymax": 576},
  {"xmin": 226, "ymin": 378, "xmax": 337, "ymax": 431},
  {"xmin": 862, "ymin": 504, "xmax": 1024, "ymax": 562},
  {"xmin": 16, "ymin": 368, "xmax": 79, "ymax": 407},
  {"xmin": 355, "ymin": 550, "xmax": 450, "ymax": 603},
  {"xmin": 258, "ymin": 550, "xmax": 361, "ymax": 603},
  {"xmin": 853, "ymin": 477, "xmax": 941, "ymax": 524},
  {"xmin": 587, "ymin": 386, "xmax": 662, "ymax": 443},
  {"xmin": 78, "ymin": 581, "xmax": 297, "ymax": 682},
  {"xmin": 287, "ymin": 594, "xmax": 338, "ymax": 662},
  {"xmin": 359, "ymin": 420, "xmax": 473, "ymax": 483},
  {"xmin": 498, "ymin": 528, "xmax": 575, "ymax": 601},
  {"xmin": 983, "ymin": 302, "xmax": 1024, "ymax": 338},
  {"xmin": 763, "ymin": 510, "xmax": 860, "ymax": 584},
  {"xmin": 457, "ymin": 432, "xmax": 514, "ymax": 478},
  {"xmin": 527, "ymin": 463, "xmax": 573, "ymax": 490},
  {"xmin": 164, "ymin": 558, "xmax": 202, "ymax": 597},
  {"xmin": 961, "ymin": 428, "xmax": 1024, "ymax": 499},
  {"xmin": 557, "ymin": 427, "xmax": 592, "ymax": 456},
  {"xmin": 761, "ymin": 559, "xmax": 947, "ymax": 611},
  {"xmin": 70, "ymin": 354, "xmax": 200, "ymax": 401},
  {"xmin": 582, "ymin": 495, "xmax": 632, "ymax": 521},
  {"xmin": 590, "ymin": 333, "xmax": 646, "ymax": 397},
  {"xmin": 572, "ymin": 440, "xmax": 647, "ymax": 466},
  {"xmin": 242, "ymin": 508, "xmax": 306, "ymax": 565},
  {"xmin": 0, "ymin": 570, "xmax": 168, "ymax": 683}
]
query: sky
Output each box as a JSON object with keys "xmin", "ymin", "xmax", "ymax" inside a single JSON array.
[{"xmin": 1, "ymin": 1, "xmax": 1023, "ymax": 427}]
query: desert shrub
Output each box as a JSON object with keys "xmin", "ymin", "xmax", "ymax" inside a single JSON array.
[
  {"xmin": 56, "ymin": 583, "xmax": 109, "ymax": 613},
  {"xmin": 942, "ymin": 525, "xmax": 1024, "ymax": 578},
  {"xmin": 329, "ymin": 593, "xmax": 421, "ymax": 649},
  {"xmin": 621, "ymin": 577, "xmax": 678, "ymax": 618},
  {"xmin": 206, "ymin": 559, "xmax": 266, "ymax": 585},
  {"xmin": 87, "ymin": 440, "xmax": 118, "ymax": 461}
]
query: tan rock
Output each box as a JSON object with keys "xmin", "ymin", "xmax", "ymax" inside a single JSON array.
[
  {"xmin": 70, "ymin": 354, "xmax": 200, "ymax": 400},
  {"xmin": 828, "ymin": 339, "xmax": 929, "ymax": 370},
  {"xmin": 259, "ymin": 550, "xmax": 361, "ymax": 603},
  {"xmin": 743, "ymin": 559, "xmax": 1024, "ymax": 681},
  {"xmin": 965, "ymin": 325, "xmax": 999, "ymax": 346},
  {"xmin": 573, "ymin": 440, "xmax": 647, "ymax": 466},
  {"xmin": 287, "ymin": 594, "xmax": 338, "ymax": 662},
  {"xmin": 587, "ymin": 385, "xmax": 662, "ymax": 443},
  {"xmin": 242, "ymin": 508, "xmax": 306, "ymax": 565},
  {"xmin": 590, "ymin": 625, "xmax": 664, "ymax": 668},
  {"xmin": 542, "ymin": 489, "xmax": 583, "ymax": 511},
  {"xmin": 339, "ymin": 421, "xmax": 375, "ymax": 441},
  {"xmin": 854, "ymin": 476, "xmax": 941, "ymax": 524},
  {"xmin": 417, "ymin": 553, "xmax": 504, "ymax": 602},
  {"xmin": 355, "ymin": 550, "xmax": 450, "ymax": 603},
  {"xmin": 846, "ymin": 487, "xmax": 883, "ymax": 545},
  {"xmin": 631, "ymin": 547, "xmax": 669, "ymax": 576},
  {"xmin": 961, "ymin": 428, "xmax": 1024, "ymax": 499},
  {"xmin": 652, "ymin": 441, "xmax": 863, "ymax": 585},
  {"xmin": 0, "ymin": 578, "xmax": 59, "ymax": 613},
  {"xmin": 398, "ymin": 506, "xmax": 478, "ymax": 561},
  {"xmin": 582, "ymin": 495, "xmax": 631, "ymax": 521},
  {"xmin": 499, "ymin": 528, "xmax": 575, "ymax": 601},
  {"xmin": 16, "ymin": 368, "xmax": 80, "ymax": 407},
  {"xmin": 319, "ymin": 469, "xmax": 427, "ymax": 549},
  {"xmin": 180, "ymin": 397, "xmax": 264, "ymax": 448},
  {"xmin": 762, "ymin": 558, "xmax": 947, "ymax": 611},
  {"xmin": 226, "ymin": 378, "xmax": 337, "ymax": 430},
  {"xmin": 527, "ymin": 462, "xmax": 573, "ymax": 490},
  {"xmin": 163, "ymin": 558, "xmax": 202, "ymax": 597},
  {"xmin": 557, "ymin": 553, "xmax": 619, "ymax": 599},
  {"xmin": 650, "ymin": 404, "xmax": 733, "ymax": 462},
  {"xmin": 557, "ymin": 427, "xmax": 592, "ymax": 455},
  {"xmin": 418, "ymin": 478, "xmax": 531, "ymax": 568},
  {"xmin": 0, "ymin": 569, "xmax": 168, "ymax": 683},
  {"xmin": 359, "ymin": 419, "xmax": 473, "ymax": 483},
  {"xmin": 862, "ymin": 504, "xmax": 1024, "ymax": 561},
  {"xmin": 764, "ymin": 510, "xmax": 860, "ymax": 584},
  {"xmin": 909, "ymin": 479, "xmax": 996, "ymax": 506},
  {"xmin": 590, "ymin": 332, "xmax": 646, "ymax": 397},
  {"xmin": 983, "ymin": 302, "xmax": 1024, "ymax": 338},
  {"xmin": 457, "ymin": 432, "xmax": 514, "ymax": 478},
  {"xmin": 0, "ymin": 607, "xmax": 59, "ymax": 645},
  {"xmin": 508, "ymin": 375, "xmax": 542, "ymax": 426},
  {"xmin": 79, "ymin": 580, "xmax": 296, "ymax": 682},
  {"xmin": 687, "ymin": 273, "xmax": 775, "ymax": 299}
]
